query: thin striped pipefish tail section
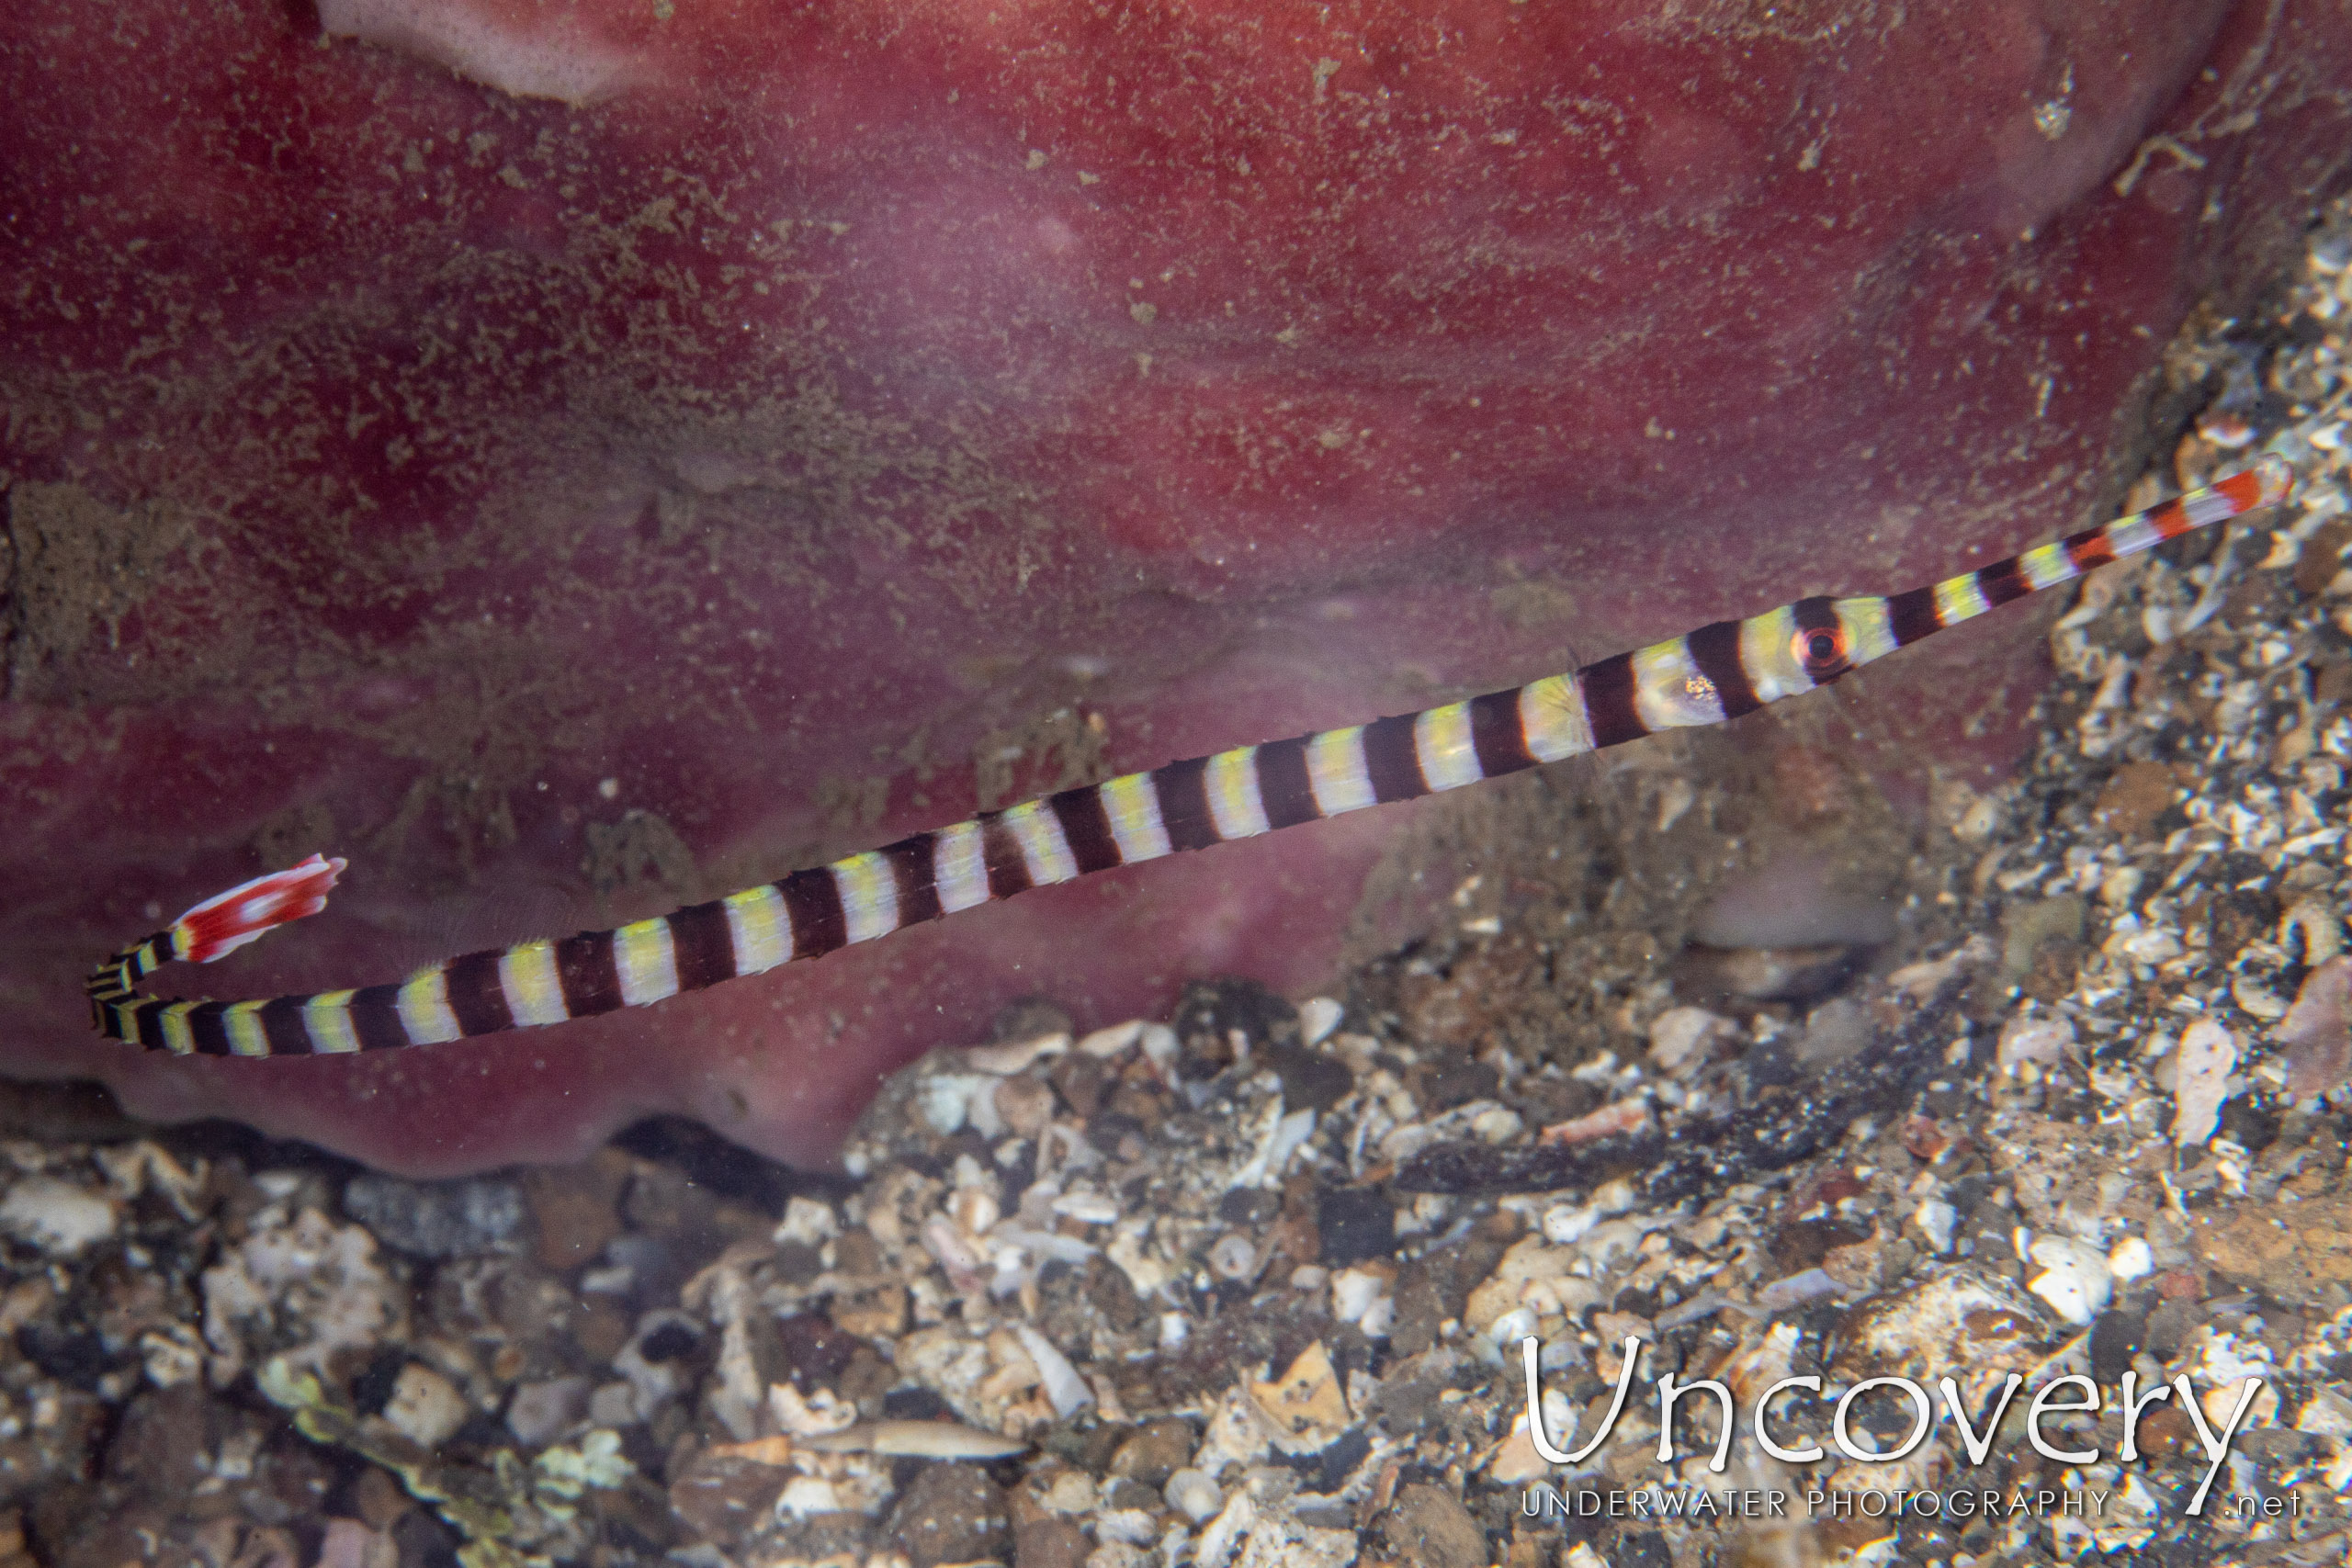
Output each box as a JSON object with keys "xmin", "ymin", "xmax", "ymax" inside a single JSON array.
[{"xmin": 87, "ymin": 456, "xmax": 2292, "ymax": 1058}]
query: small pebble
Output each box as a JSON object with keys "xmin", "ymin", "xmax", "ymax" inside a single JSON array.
[
  {"xmin": 2297, "ymin": 1388, "xmax": 2352, "ymax": 1439},
  {"xmin": 1138, "ymin": 1023, "xmax": 1180, "ymax": 1075},
  {"xmin": 1110, "ymin": 1420, "xmax": 1196, "ymax": 1486},
  {"xmin": 589, "ymin": 1381, "xmax": 640, "ymax": 1428},
  {"xmin": 522, "ymin": 1166, "xmax": 620, "ymax": 1271},
  {"xmin": 1485, "ymin": 1306, "xmax": 1539, "ymax": 1359},
  {"xmin": 1041, "ymin": 1470, "xmax": 1099, "ymax": 1513},
  {"xmin": 1590, "ymin": 1177, "xmax": 1636, "ymax": 1215},
  {"xmin": 1541, "ymin": 1203, "xmax": 1599, "ymax": 1246},
  {"xmin": 315, "ymin": 1520, "xmax": 389, "ymax": 1568},
  {"xmin": 773, "ymin": 1195, "xmax": 840, "ymax": 1247},
  {"xmin": 917, "ymin": 1073, "xmax": 994, "ymax": 1134},
  {"xmin": 382, "ymin": 1363, "xmax": 469, "ymax": 1449},
  {"xmin": 1014, "ymin": 1516, "xmax": 1090, "ymax": 1568},
  {"xmin": 1329, "ymin": 1267, "xmax": 1388, "ymax": 1325},
  {"xmin": 1165, "ymin": 1469, "xmax": 1224, "ymax": 1524},
  {"xmin": 993, "ymin": 1075, "xmax": 1057, "ymax": 1138},
  {"xmin": 0, "ymin": 1175, "xmax": 117, "ymax": 1256},
  {"xmin": 1797, "ymin": 997, "xmax": 1872, "ymax": 1066},
  {"xmin": 1914, "ymin": 1199, "xmax": 1958, "ymax": 1254},
  {"xmin": 1996, "ymin": 1014, "xmax": 2075, "ymax": 1072},
  {"xmin": 2280, "ymin": 957, "xmax": 2352, "ymax": 1097},
  {"xmin": 342, "ymin": 1173, "xmax": 525, "ymax": 1258},
  {"xmin": 505, "ymin": 1375, "xmax": 591, "ymax": 1446},
  {"xmin": 1648, "ymin": 1005, "xmax": 1732, "ymax": 1072},
  {"xmin": 777, "ymin": 1475, "xmax": 843, "ymax": 1518},
  {"xmin": 1469, "ymin": 1105, "xmax": 1524, "ymax": 1143},
  {"xmin": 667, "ymin": 1450, "xmax": 788, "ymax": 1547},
  {"xmin": 1207, "ymin": 1233, "xmax": 1258, "ymax": 1281},
  {"xmin": 886, "ymin": 1463, "xmax": 1010, "ymax": 1563}
]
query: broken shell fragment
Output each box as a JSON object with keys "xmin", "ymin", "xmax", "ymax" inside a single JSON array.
[
  {"xmin": 707, "ymin": 1435, "xmax": 797, "ymax": 1467},
  {"xmin": 1677, "ymin": 942, "xmax": 1860, "ymax": 1002},
  {"xmin": 2027, "ymin": 1235, "xmax": 2114, "ymax": 1325},
  {"xmin": 1248, "ymin": 1341, "xmax": 1351, "ymax": 1454},
  {"xmin": 1996, "ymin": 1014, "xmax": 2075, "ymax": 1072},
  {"xmin": 1538, "ymin": 1098, "xmax": 1652, "ymax": 1146},
  {"xmin": 1647, "ymin": 1006, "xmax": 1735, "ymax": 1074},
  {"xmin": 797, "ymin": 1421, "xmax": 1029, "ymax": 1460},
  {"xmin": 2171, "ymin": 1019, "xmax": 2237, "ymax": 1145},
  {"xmin": 1050, "ymin": 1189, "xmax": 1120, "ymax": 1225},
  {"xmin": 1014, "ymin": 1323, "xmax": 1093, "ymax": 1420}
]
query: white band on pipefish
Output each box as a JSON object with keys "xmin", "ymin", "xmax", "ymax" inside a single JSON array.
[{"xmin": 85, "ymin": 457, "xmax": 2291, "ymax": 1057}]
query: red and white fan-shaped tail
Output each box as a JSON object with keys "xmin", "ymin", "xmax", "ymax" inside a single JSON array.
[{"xmin": 174, "ymin": 853, "xmax": 347, "ymax": 964}]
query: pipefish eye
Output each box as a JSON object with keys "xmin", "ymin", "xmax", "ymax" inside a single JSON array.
[{"xmin": 1793, "ymin": 624, "xmax": 1849, "ymax": 673}]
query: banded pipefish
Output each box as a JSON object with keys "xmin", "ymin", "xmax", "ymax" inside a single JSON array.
[{"xmin": 88, "ymin": 457, "xmax": 2292, "ymax": 1058}]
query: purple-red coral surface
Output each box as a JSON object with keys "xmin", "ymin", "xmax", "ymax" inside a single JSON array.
[{"xmin": 3, "ymin": 0, "xmax": 2348, "ymax": 1173}]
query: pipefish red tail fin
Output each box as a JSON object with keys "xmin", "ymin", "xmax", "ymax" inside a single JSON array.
[
  {"xmin": 85, "ymin": 854, "xmax": 346, "ymax": 1053},
  {"xmin": 86, "ymin": 456, "xmax": 2293, "ymax": 1058}
]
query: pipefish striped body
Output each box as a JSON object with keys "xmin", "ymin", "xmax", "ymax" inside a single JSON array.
[{"xmin": 86, "ymin": 457, "xmax": 2292, "ymax": 1059}]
